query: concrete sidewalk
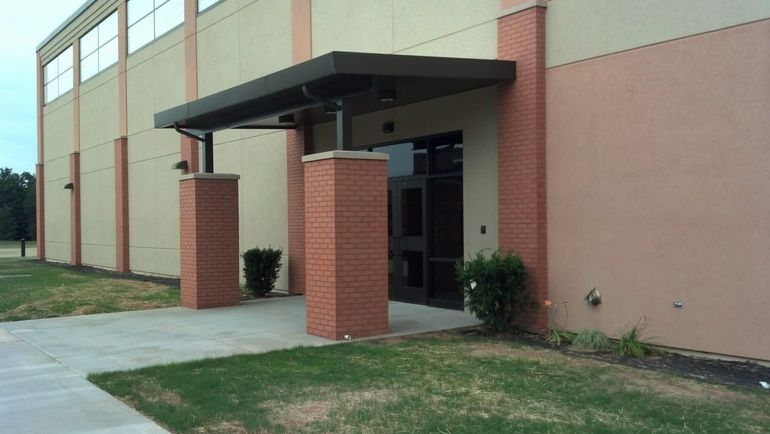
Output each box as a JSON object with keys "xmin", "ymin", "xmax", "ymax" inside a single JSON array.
[{"xmin": 0, "ymin": 297, "xmax": 479, "ymax": 433}]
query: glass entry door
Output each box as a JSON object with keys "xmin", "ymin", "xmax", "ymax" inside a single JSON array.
[{"xmin": 388, "ymin": 179, "xmax": 428, "ymax": 304}]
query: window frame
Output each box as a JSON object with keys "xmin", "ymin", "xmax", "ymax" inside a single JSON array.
[
  {"xmin": 79, "ymin": 10, "xmax": 119, "ymax": 84},
  {"xmin": 127, "ymin": 0, "xmax": 185, "ymax": 55},
  {"xmin": 43, "ymin": 46, "xmax": 74, "ymax": 105}
]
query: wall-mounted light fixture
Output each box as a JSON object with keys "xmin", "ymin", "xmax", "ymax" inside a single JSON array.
[
  {"xmin": 382, "ymin": 121, "xmax": 395, "ymax": 134},
  {"xmin": 278, "ymin": 113, "xmax": 295, "ymax": 124},
  {"xmin": 379, "ymin": 88, "xmax": 397, "ymax": 102},
  {"xmin": 171, "ymin": 160, "xmax": 189, "ymax": 171},
  {"xmin": 585, "ymin": 287, "xmax": 602, "ymax": 306},
  {"xmin": 63, "ymin": 182, "xmax": 74, "ymax": 190}
]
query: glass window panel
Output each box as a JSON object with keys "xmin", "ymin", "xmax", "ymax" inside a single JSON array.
[
  {"xmin": 198, "ymin": 0, "xmax": 219, "ymax": 12},
  {"xmin": 80, "ymin": 53, "xmax": 99, "ymax": 82},
  {"xmin": 430, "ymin": 262, "xmax": 463, "ymax": 302},
  {"xmin": 99, "ymin": 37, "xmax": 119, "ymax": 69},
  {"xmin": 402, "ymin": 251, "xmax": 424, "ymax": 288},
  {"xmin": 44, "ymin": 82, "xmax": 58, "ymax": 103},
  {"xmin": 128, "ymin": 0, "xmax": 153, "ymax": 25},
  {"xmin": 80, "ymin": 28, "xmax": 99, "ymax": 58},
  {"xmin": 99, "ymin": 12, "xmax": 119, "ymax": 42},
  {"xmin": 44, "ymin": 62, "xmax": 57, "ymax": 84},
  {"xmin": 59, "ymin": 47, "xmax": 73, "ymax": 71},
  {"xmin": 59, "ymin": 68, "xmax": 74, "ymax": 94},
  {"xmin": 129, "ymin": 14, "xmax": 154, "ymax": 53},
  {"xmin": 431, "ymin": 142, "xmax": 463, "ymax": 174},
  {"xmin": 154, "ymin": 0, "xmax": 183, "ymax": 37},
  {"xmin": 429, "ymin": 178, "xmax": 463, "ymax": 258},
  {"xmin": 401, "ymin": 187, "xmax": 423, "ymax": 236},
  {"xmin": 373, "ymin": 142, "xmax": 427, "ymax": 177}
]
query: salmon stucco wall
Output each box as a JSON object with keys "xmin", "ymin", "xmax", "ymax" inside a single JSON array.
[{"xmin": 546, "ymin": 20, "xmax": 770, "ymax": 361}]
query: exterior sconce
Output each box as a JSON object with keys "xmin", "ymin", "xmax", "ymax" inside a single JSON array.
[
  {"xmin": 585, "ymin": 287, "xmax": 602, "ymax": 306},
  {"xmin": 379, "ymin": 88, "xmax": 397, "ymax": 102},
  {"xmin": 171, "ymin": 160, "xmax": 188, "ymax": 171},
  {"xmin": 382, "ymin": 121, "xmax": 395, "ymax": 134},
  {"xmin": 63, "ymin": 182, "xmax": 74, "ymax": 190},
  {"xmin": 278, "ymin": 114, "xmax": 294, "ymax": 124}
]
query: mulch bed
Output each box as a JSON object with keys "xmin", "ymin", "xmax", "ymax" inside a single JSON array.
[{"xmin": 456, "ymin": 326, "xmax": 770, "ymax": 391}]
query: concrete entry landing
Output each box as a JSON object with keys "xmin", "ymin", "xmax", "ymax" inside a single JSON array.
[{"xmin": 0, "ymin": 297, "xmax": 478, "ymax": 433}]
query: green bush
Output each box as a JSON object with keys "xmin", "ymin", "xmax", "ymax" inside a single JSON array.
[
  {"xmin": 456, "ymin": 251, "xmax": 533, "ymax": 331},
  {"xmin": 572, "ymin": 328, "xmax": 611, "ymax": 352},
  {"xmin": 616, "ymin": 317, "xmax": 657, "ymax": 358},
  {"xmin": 243, "ymin": 247, "xmax": 282, "ymax": 297}
]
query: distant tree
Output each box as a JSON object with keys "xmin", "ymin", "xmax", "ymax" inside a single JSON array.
[{"xmin": 0, "ymin": 168, "xmax": 36, "ymax": 240}]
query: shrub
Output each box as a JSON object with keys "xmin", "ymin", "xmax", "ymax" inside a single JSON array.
[
  {"xmin": 616, "ymin": 316, "xmax": 657, "ymax": 358},
  {"xmin": 547, "ymin": 328, "xmax": 576, "ymax": 346},
  {"xmin": 243, "ymin": 247, "xmax": 282, "ymax": 297},
  {"xmin": 572, "ymin": 328, "xmax": 611, "ymax": 352},
  {"xmin": 456, "ymin": 251, "xmax": 533, "ymax": 331}
]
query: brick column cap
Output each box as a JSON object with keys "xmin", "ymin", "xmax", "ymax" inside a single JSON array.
[
  {"xmin": 499, "ymin": 0, "xmax": 547, "ymax": 18},
  {"xmin": 179, "ymin": 173, "xmax": 240, "ymax": 182},
  {"xmin": 301, "ymin": 150, "xmax": 389, "ymax": 163}
]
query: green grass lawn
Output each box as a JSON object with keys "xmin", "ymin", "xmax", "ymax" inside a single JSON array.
[
  {"xmin": 0, "ymin": 257, "xmax": 179, "ymax": 321},
  {"xmin": 90, "ymin": 333, "xmax": 770, "ymax": 434}
]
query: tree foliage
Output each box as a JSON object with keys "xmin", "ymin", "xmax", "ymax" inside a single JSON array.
[{"xmin": 0, "ymin": 168, "xmax": 36, "ymax": 240}]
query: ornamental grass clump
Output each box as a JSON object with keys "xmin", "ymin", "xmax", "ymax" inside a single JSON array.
[
  {"xmin": 572, "ymin": 328, "xmax": 611, "ymax": 352},
  {"xmin": 456, "ymin": 251, "xmax": 533, "ymax": 331},
  {"xmin": 616, "ymin": 316, "xmax": 657, "ymax": 358}
]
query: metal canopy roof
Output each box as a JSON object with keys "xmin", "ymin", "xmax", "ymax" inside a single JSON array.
[{"xmin": 154, "ymin": 51, "xmax": 516, "ymax": 134}]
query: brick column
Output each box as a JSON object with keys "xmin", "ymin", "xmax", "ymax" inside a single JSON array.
[
  {"xmin": 69, "ymin": 152, "xmax": 82, "ymax": 266},
  {"xmin": 179, "ymin": 174, "xmax": 240, "ymax": 309},
  {"xmin": 35, "ymin": 163, "xmax": 45, "ymax": 260},
  {"xmin": 497, "ymin": 2, "xmax": 548, "ymax": 332},
  {"xmin": 114, "ymin": 137, "xmax": 129, "ymax": 272},
  {"xmin": 303, "ymin": 151, "xmax": 389, "ymax": 340}
]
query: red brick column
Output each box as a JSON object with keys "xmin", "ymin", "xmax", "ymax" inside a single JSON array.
[
  {"xmin": 303, "ymin": 151, "xmax": 389, "ymax": 340},
  {"xmin": 179, "ymin": 174, "xmax": 240, "ymax": 309},
  {"xmin": 287, "ymin": 127, "xmax": 311, "ymax": 294},
  {"xmin": 35, "ymin": 163, "xmax": 45, "ymax": 260},
  {"xmin": 69, "ymin": 152, "xmax": 81, "ymax": 266},
  {"xmin": 114, "ymin": 137, "xmax": 130, "ymax": 272},
  {"xmin": 180, "ymin": 137, "xmax": 200, "ymax": 174},
  {"xmin": 497, "ymin": 3, "xmax": 548, "ymax": 332}
]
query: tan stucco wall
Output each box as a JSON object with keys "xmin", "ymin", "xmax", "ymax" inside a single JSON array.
[
  {"xmin": 313, "ymin": 87, "xmax": 499, "ymax": 260},
  {"xmin": 546, "ymin": 0, "xmax": 770, "ymax": 67},
  {"xmin": 79, "ymin": 68, "xmax": 119, "ymax": 269},
  {"xmin": 126, "ymin": 28, "xmax": 186, "ymax": 277},
  {"xmin": 42, "ymin": 98, "xmax": 75, "ymax": 262},
  {"xmin": 213, "ymin": 131, "xmax": 290, "ymax": 290},
  {"xmin": 312, "ymin": 0, "xmax": 498, "ymax": 59},
  {"xmin": 195, "ymin": 0, "xmax": 293, "ymax": 288},
  {"xmin": 546, "ymin": 20, "xmax": 770, "ymax": 360}
]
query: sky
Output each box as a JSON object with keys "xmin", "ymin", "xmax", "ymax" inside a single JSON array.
[{"xmin": 0, "ymin": 0, "xmax": 85, "ymax": 174}]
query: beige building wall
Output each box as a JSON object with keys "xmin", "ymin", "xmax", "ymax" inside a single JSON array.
[
  {"xmin": 79, "ymin": 67, "xmax": 120, "ymax": 269},
  {"xmin": 126, "ymin": 28, "xmax": 186, "ymax": 277},
  {"xmin": 42, "ymin": 95, "xmax": 75, "ymax": 262},
  {"xmin": 195, "ymin": 0, "xmax": 293, "ymax": 289},
  {"xmin": 546, "ymin": 16, "xmax": 770, "ymax": 360},
  {"xmin": 312, "ymin": 0, "xmax": 498, "ymax": 59},
  {"xmin": 546, "ymin": 0, "xmax": 770, "ymax": 67}
]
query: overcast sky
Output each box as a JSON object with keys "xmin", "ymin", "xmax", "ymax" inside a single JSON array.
[{"xmin": 0, "ymin": 0, "xmax": 84, "ymax": 173}]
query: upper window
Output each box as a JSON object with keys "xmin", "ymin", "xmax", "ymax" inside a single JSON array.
[
  {"xmin": 128, "ymin": 0, "xmax": 184, "ymax": 54},
  {"xmin": 44, "ymin": 47, "xmax": 74, "ymax": 103},
  {"xmin": 198, "ymin": 0, "xmax": 221, "ymax": 12},
  {"xmin": 80, "ymin": 11, "xmax": 119, "ymax": 82}
]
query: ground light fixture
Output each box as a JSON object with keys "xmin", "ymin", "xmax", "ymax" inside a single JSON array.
[
  {"xmin": 63, "ymin": 182, "xmax": 74, "ymax": 190},
  {"xmin": 171, "ymin": 160, "xmax": 189, "ymax": 171}
]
